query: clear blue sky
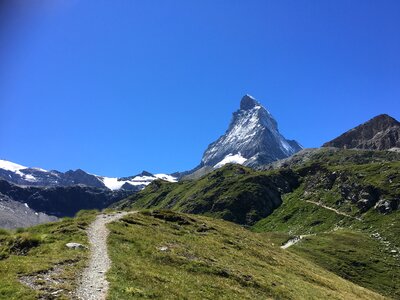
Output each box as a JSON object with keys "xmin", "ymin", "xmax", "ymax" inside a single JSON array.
[{"xmin": 0, "ymin": 0, "xmax": 399, "ymax": 176}]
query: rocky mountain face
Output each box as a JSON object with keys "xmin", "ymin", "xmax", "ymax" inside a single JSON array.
[
  {"xmin": 190, "ymin": 95, "xmax": 301, "ymax": 178},
  {"xmin": 0, "ymin": 193, "xmax": 58, "ymax": 229},
  {"xmin": 0, "ymin": 179, "xmax": 132, "ymax": 223},
  {"xmin": 0, "ymin": 160, "xmax": 176, "ymax": 191},
  {"xmin": 323, "ymin": 114, "xmax": 400, "ymax": 150}
]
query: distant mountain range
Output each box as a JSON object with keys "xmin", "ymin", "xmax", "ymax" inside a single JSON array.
[
  {"xmin": 0, "ymin": 160, "xmax": 176, "ymax": 228},
  {"xmin": 0, "ymin": 159, "xmax": 176, "ymax": 191}
]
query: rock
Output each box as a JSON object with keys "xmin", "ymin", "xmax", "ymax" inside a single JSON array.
[
  {"xmin": 323, "ymin": 114, "xmax": 400, "ymax": 150},
  {"xmin": 374, "ymin": 198, "xmax": 399, "ymax": 214},
  {"xmin": 66, "ymin": 242, "xmax": 85, "ymax": 249}
]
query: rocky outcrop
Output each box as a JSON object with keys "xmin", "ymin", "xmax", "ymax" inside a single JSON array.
[
  {"xmin": 323, "ymin": 114, "xmax": 400, "ymax": 150},
  {"xmin": 0, "ymin": 193, "xmax": 58, "ymax": 229}
]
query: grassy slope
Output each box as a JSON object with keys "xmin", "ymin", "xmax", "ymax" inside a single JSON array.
[
  {"xmin": 107, "ymin": 211, "xmax": 383, "ymax": 300},
  {"xmin": 115, "ymin": 149, "xmax": 400, "ymax": 299},
  {"xmin": 253, "ymin": 159, "xmax": 400, "ymax": 247},
  {"xmin": 0, "ymin": 210, "xmax": 96, "ymax": 299},
  {"xmin": 117, "ymin": 165, "xmax": 296, "ymax": 225},
  {"xmin": 252, "ymin": 160, "xmax": 400, "ymax": 298},
  {"xmin": 291, "ymin": 230, "xmax": 400, "ymax": 299}
]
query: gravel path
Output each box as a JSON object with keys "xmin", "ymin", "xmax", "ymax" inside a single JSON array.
[
  {"xmin": 76, "ymin": 212, "xmax": 130, "ymax": 300},
  {"xmin": 281, "ymin": 236, "xmax": 305, "ymax": 249}
]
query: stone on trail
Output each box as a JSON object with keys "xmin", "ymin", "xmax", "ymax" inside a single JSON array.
[{"xmin": 66, "ymin": 242, "xmax": 85, "ymax": 249}]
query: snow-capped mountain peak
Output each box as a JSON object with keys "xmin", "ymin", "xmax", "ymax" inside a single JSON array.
[
  {"xmin": 0, "ymin": 159, "xmax": 176, "ymax": 191},
  {"xmin": 200, "ymin": 94, "xmax": 302, "ymax": 168}
]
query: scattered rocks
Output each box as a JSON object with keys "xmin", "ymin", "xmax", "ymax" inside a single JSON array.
[
  {"xmin": 19, "ymin": 260, "xmax": 78, "ymax": 299},
  {"xmin": 66, "ymin": 242, "xmax": 85, "ymax": 249},
  {"xmin": 158, "ymin": 246, "xmax": 169, "ymax": 252}
]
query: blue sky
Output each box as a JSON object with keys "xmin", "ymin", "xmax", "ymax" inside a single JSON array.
[{"xmin": 0, "ymin": 0, "xmax": 399, "ymax": 176}]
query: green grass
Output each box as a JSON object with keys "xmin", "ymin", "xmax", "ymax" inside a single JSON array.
[
  {"xmin": 0, "ymin": 210, "xmax": 96, "ymax": 299},
  {"xmin": 107, "ymin": 210, "xmax": 384, "ymax": 299},
  {"xmin": 290, "ymin": 230, "xmax": 400, "ymax": 299},
  {"xmin": 252, "ymin": 158, "xmax": 400, "ymax": 299},
  {"xmin": 114, "ymin": 149, "xmax": 399, "ymax": 299},
  {"xmin": 116, "ymin": 165, "xmax": 301, "ymax": 226},
  {"xmin": 252, "ymin": 188, "xmax": 355, "ymax": 235}
]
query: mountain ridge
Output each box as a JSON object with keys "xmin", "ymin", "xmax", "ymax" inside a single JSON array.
[
  {"xmin": 323, "ymin": 114, "xmax": 400, "ymax": 150},
  {"xmin": 0, "ymin": 159, "xmax": 176, "ymax": 191}
]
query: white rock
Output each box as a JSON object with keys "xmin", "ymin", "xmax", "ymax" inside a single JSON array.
[{"xmin": 66, "ymin": 242, "xmax": 85, "ymax": 249}]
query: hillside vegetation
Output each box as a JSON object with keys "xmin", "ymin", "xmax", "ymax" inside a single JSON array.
[
  {"xmin": 106, "ymin": 210, "xmax": 383, "ymax": 299},
  {"xmin": 0, "ymin": 211, "xmax": 96, "ymax": 299},
  {"xmin": 117, "ymin": 149, "xmax": 400, "ymax": 298},
  {"xmin": 116, "ymin": 164, "xmax": 298, "ymax": 225}
]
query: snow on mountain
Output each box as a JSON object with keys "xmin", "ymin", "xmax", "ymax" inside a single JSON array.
[
  {"xmin": 200, "ymin": 94, "xmax": 302, "ymax": 169},
  {"xmin": 0, "ymin": 160, "xmax": 27, "ymax": 173},
  {"xmin": 154, "ymin": 174, "xmax": 178, "ymax": 182},
  {"xmin": 0, "ymin": 159, "xmax": 176, "ymax": 191},
  {"xmin": 0, "ymin": 159, "xmax": 41, "ymax": 182},
  {"xmin": 99, "ymin": 173, "xmax": 176, "ymax": 191},
  {"xmin": 214, "ymin": 153, "xmax": 247, "ymax": 169}
]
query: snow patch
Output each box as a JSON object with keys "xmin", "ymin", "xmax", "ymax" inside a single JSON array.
[
  {"xmin": 32, "ymin": 167, "xmax": 48, "ymax": 172},
  {"xmin": 154, "ymin": 174, "xmax": 178, "ymax": 182},
  {"xmin": 24, "ymin": 174, "xmax": 37, "ymax": 182},
  {"xmin": 99, "ymin": 173, "xmax": 177, "ymax": 191},
  {"xmin": 245, "ymin": 94, "xmax": 256, "ymax": 100},
  {"xmin": 0, "ymin": 159, "xmax": 26, "ymax": 176},
  {"xmin": 100, "ymin": 177, "xmax": 126, "ymax": 191},
  {"xmin": 214, "ymin": 153, "xmax": 247, "ymax": 169}
]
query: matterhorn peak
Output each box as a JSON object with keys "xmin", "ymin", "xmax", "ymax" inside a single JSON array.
[
  {"xmin": 198, "ymin": 95, "xmax": 302, "ymax": 169},
  {"xmin": 240, "ymin": 94, "xmax": 259, "ymax": 110}
]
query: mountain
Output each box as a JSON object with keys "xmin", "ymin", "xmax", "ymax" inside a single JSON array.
[
  {"xmin": 116, "ymin": 148, "xmax": 400, "ymax": 297},
  {"xmin": 323, "ymin": 114, "xmax": 400, "ymax": 150},
  {"xmin": 0, "ymin": 193, "xmax": 57, "ymax": 229},
  {"xmin": 0, "ymin": 159, "xmax": 176, "ymax": 191},
  {"xmin": 0, "ymin": 179, "xmax": 132, "ymax": 219},
  {"xmin": 0, "ymin": 159, "xmax": 177, "ymax": 228},
  {"xmin": 184, "ymin": 95, "xmax": 302, "ymax": 179}
]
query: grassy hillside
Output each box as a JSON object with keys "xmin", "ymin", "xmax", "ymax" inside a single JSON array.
[
  {"xmin": 116, "ymin": 149, "xmax": 400, "ymax": 298},
  {"xmin": 117, "ymin": 164, "xmax": 299, "ymax": 225},
  {"xmin": 253, "ymin": 156, "xmax": 400, "ymax": 298},
  {"xmin": 290, "ymin": 230, "xmax": 400, "ymax": 299},
  {"xmin": 0, "ymin": 210, "xmax": 96, "ymax": 299},
  {"xmin": 106, "ymin": 210, "xmax": 384, "ymax": 299},
  {"xmin": 253, "ymin": 158, "xmax": 400, "ymax": 247}
]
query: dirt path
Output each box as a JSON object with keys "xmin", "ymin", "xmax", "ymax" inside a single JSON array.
[
  {"xmin": 281, "ymin": 236, "xmax": 305, "ymax": 249},
  {"xmin": 76, "ymin": 211, "xmax": 130, "ymax": 300},
  {"xmin": 305, "ymin": 200, "xmax": 362, "ymax": 221}
]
